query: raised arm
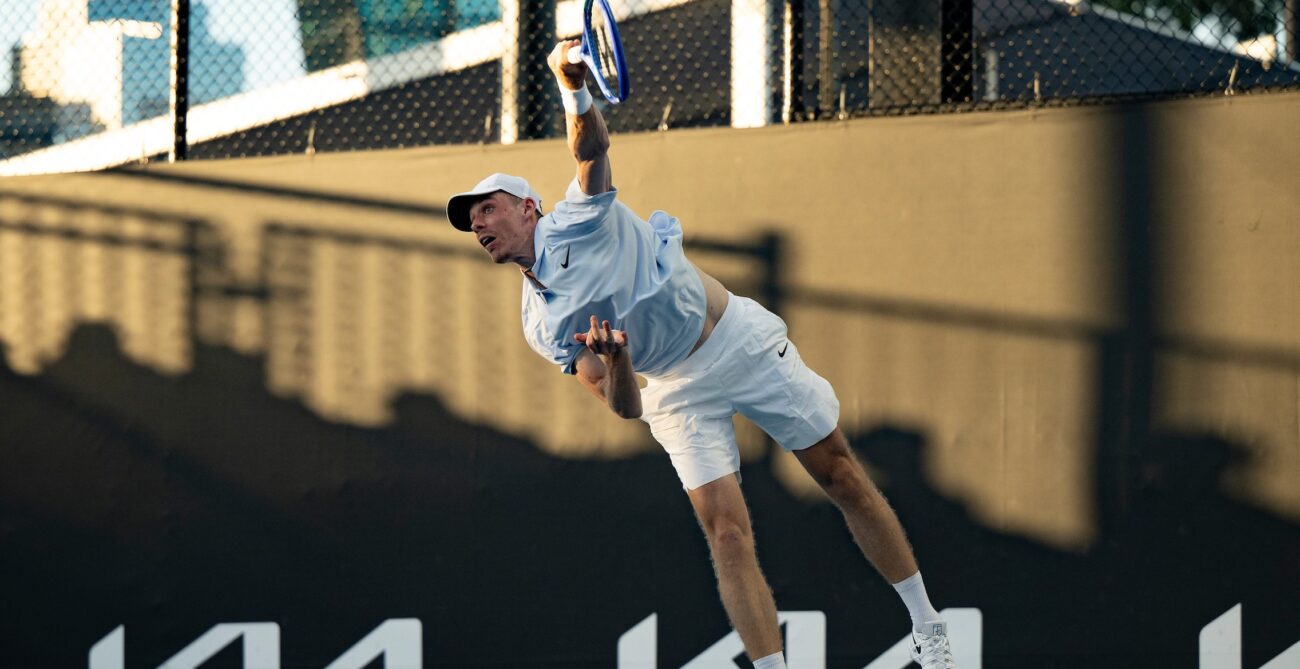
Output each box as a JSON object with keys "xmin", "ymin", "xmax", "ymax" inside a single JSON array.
[{"xmin": 548, "ymin": 40, "xmax": 612, "ymax": 196}]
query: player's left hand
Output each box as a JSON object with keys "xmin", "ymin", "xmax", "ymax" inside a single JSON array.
[{"xmin": 575, "ymin": 315, "xmax": 628, "ymax": 357}]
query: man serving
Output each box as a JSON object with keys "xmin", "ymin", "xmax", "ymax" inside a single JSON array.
[{"xmin": 444, "ymin": 39, "xmax": 957, "ymax": 669}]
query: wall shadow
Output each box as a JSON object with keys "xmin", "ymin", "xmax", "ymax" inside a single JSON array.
[{"xmin": 5, "ymin": 324, "xmax": 1297, "ymax": 667}]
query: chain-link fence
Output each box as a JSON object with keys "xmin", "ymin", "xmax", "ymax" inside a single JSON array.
[{"xmin": 1, "ymin": 0, "xmax": 1297, "ymax": 171}]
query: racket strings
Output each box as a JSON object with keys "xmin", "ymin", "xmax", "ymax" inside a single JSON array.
[{"xmin": 592, "ymin": 12, "xmax": 620, "ymax": 91}]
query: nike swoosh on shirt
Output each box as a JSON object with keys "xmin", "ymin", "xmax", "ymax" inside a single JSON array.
[
  {"xmin": 778, "ymin": 343, "xmax": 789, "ymax": 357},
  {"xmin": 560, "ymin": 246, "xmax": 571, "ymax": 269}
]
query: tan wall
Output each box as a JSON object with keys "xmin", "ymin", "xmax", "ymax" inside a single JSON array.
[{"xmin": 2, "ymin": 91, "xmax": 1297, "ymax": 551}]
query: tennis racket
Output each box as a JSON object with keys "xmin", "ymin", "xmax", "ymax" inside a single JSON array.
[{"xmin": 565, "ymin": 0, "xmax": 630, "ymax": 104}]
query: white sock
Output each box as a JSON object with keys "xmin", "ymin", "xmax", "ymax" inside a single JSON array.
[
  {"xmin": 892, "ymin": 571, "xmax": 943, "ymax": 632},
  {"xmin": 752, "ymin": 651, "xmax": 786, "ymax": 669}
]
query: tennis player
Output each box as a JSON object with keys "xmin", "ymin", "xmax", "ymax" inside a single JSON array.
[{"xmin": 445, "ymin": 39, "xmax": 957, "ymax": 669}]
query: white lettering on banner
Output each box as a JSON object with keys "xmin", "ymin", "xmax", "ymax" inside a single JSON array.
[
  {"xmin": 323, "ymin": 619, "xmax": 422, "ymax": 669},
  {"xmin": 618, "ymin": 613, "xmax": 658, "ymax": 669},
  {"xmin": 87, "ymin": 619, "xmax": 422, "ymax": 669},
  {"xmin": 88, "ymin": 626, "xmax": 125, "ymax": 669},
  {"xmin": 1200, "ymin": 604, "xmax": 1300, "ymax": 669},
  {"xmin": 617, "ymin": 608, "xmax": 982, "ymax": 668},
  {"xmin": 1202, "ymin": 604, "xmax": 1243, "ymax": 669},
  {"xmin": 158, "ymin": 624, "xmax": 281, "ymax": 669}
]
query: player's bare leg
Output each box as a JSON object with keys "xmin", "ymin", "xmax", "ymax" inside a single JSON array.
[
  {"xmin": 797, "ymin": 430, "xmax": 954, "ymax": 665},
  {"xmin": 795, "ymin": 427, "xmax": 919, "ymax": 583},
  {"xmin": 687, "ymin": 474, "xmax": 783, "ymax": 660}
]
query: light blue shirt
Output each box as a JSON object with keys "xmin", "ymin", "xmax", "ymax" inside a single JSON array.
[{"xmin": 521, "ymin": 178, "xmax": 706, "ymax": 377}]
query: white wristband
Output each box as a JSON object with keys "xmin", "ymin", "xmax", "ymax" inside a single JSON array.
[{"xmin": 561, "ymin": 86, "xmax": 593, "ymax": 115}]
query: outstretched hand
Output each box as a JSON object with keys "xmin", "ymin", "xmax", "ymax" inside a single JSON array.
[
  {"xmin": 548, "ymin": 39, "xmax": 588, "ymax": 91},
  {"xmin": 575, "ymin": 315, "xmax": 628, "ymax": 357}
]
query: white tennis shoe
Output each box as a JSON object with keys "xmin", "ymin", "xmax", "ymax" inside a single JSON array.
[{"xmin": 910, "ymin": 621, "xmax": 957, "ymax": 668}]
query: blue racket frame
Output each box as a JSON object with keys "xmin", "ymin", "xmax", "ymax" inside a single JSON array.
[{"xmin": 576, "ymin": 0, "xmax": 630, "ymax": 104}]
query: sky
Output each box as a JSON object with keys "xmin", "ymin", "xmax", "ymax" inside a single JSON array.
[{"xmin": 1, "ymin": 0, "xmax": 306, "ymax": 94}]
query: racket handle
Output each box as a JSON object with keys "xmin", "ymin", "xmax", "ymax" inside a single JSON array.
[{"xmin": 566, "ymin": 45, "xmax": 583, "ymax": 64}]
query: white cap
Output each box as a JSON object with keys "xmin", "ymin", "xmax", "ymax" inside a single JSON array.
[{"xmin": 446, "ymin": 173, "xmax": 543, "ymax": 231}]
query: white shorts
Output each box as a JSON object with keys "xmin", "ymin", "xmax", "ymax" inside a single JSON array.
[{"xmin": 639, "ymin": 294, "xmax": 841, "ymax": 490}]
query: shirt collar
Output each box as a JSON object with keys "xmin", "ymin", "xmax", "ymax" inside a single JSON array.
[
  {"xmin": 521, "ymin": 215, "xmax": 551, "ymax": 293},
  {"xmin": 520, "ymin": 266, "xmax": 548, "ymax": 291},
  {"xmin": 529, "ymin": 215, "xmax": 546, "ymax": 270}
]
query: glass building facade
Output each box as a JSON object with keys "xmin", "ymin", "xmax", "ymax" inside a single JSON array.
[
  {"xmin": 297, "ymin": 0, "xmax": 500, "ymax": 72},
  {"xmin": 86, "ymin": 0, "xmax": 244, "ymax": 125}
]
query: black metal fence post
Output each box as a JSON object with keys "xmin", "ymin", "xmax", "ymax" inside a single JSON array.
[
  {"xmin": 941, "ymin": 0, "xmax": 974, "ymax": 104},
  {"xmin": 520, "ymin": 0, "xmax": 557, "ymax": 140},
  {"xmin": 169, "ymin": 0, "xmax": 190, "ymax": 163}
]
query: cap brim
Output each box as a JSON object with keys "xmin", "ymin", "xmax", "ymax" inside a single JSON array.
[{"xmin": 446, "ymin": 192, "xmax": 480, "ymax": 231}]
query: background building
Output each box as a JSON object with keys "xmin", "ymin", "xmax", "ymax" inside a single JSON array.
[
  {"xmin": 296, "ymin": 0, "xmax": 499, "ymax": 72},
  {"xmin": 16, "ymin": 0, "xmax": 244, "ymax": 140},
  {"xmin": 0, "ymin": 44, "xmax": 60, "ymax": 158}
]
